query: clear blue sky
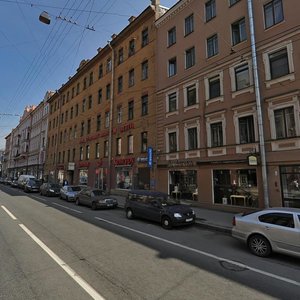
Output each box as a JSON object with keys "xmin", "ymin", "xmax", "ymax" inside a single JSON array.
[{"xmin": 0, "ymin": 0, "xmax": 177, "ymax": 149}]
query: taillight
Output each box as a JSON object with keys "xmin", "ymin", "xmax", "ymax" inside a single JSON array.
[{"xmin": 232, "ymin": 216, "xmax": 236, "ymax": 226}]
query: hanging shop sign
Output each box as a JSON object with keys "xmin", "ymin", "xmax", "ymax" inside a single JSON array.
[
  {"xmin": 147, "ymin": 147, "xmax": 153, "ymax": 168},
  {"xmin": 248, "ymin": 154, "xmax": 258, "ymax": 166}
]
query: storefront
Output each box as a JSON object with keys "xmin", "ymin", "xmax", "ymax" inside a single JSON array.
[
  {"xmin": 114, "ymin": 157, "xmax": 135, "ymax": 189},
  {"xmin": 280, "ymin": 165, "xmax": 300, "ymax": 208},
  {"xmin": 213, "ymin": 168, "xmax": 258, "ymax": 208}
]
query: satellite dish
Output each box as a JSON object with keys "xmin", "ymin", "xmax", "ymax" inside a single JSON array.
[{"xmin": 39, "ymin": 11, "xmax": 51, "ymax": 25}]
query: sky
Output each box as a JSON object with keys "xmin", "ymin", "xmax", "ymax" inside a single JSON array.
[{"xmin": 0, "ymin": 0, "xmax": 177, "ymax": 149}]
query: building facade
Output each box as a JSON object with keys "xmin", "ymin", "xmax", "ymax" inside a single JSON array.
[
  {"xmin": 45, "ymin": 1, "xmax": 167, "ymax": 190},
  {"xmin": 155, "ymin": 0, "xmax": 300, "ymax": 209}
]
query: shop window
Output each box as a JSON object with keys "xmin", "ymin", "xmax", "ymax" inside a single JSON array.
[{"xmin": 116, "ymin": 168, "xmax": 132, "ymax": 189}]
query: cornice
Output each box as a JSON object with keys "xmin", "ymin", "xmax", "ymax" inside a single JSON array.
[{"xmin": 155, "ymin": 0, "xmax": 194, "ymax": 28}]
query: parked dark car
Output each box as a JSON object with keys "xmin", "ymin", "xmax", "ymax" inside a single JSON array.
[
  {"xmin": 40, "ymin": 183, "xmax": 61, "ymax": 197},
  {"xmin": 125, "ymin": 190, "xmax": 196, "ymax": 229},
  {"xmin": 24, "ymin": 179, "xmax": 43, "ymax": 192},
  {"xmin": 10, "ymin": 178, "xmax": 18, "ymax": 188},
  {"xmin": 75, "ymin": 188, "xmax": 118, "ymax": 210},
  {"xmin": 60, "ymin": 185, "xmax": 82, "ymax": 202}
]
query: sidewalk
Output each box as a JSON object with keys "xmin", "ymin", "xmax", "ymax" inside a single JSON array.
[{"xmin": 112, "ymin": 194, "xmax": 235, "ymax": 234}]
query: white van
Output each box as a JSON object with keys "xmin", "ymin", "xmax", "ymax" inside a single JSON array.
[{"xmin": 17, "ymin": 175, "xmax": 36, "ymax": 189}]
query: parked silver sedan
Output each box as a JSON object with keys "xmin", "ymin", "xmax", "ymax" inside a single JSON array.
[
  {"xmin": 60, "ymin": 185, "xmax": 82, "ymax": 202},
  {"xmin": 232, "ymin": 207, "xmax": 300, "ymax": 258}
]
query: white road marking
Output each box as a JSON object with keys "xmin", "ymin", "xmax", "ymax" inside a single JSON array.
[
  {"xmin": 52, "ymin": 202, "xmax": 83, "ymax": 213},
  {"xmin": 1, "ymin": 205, "xmax": 17, "ymax": 220},
  {"xmin": 19, "ymin": 224, "xmax": 105, "ymax": 300},
  {"xmin": 94, "ymin": 216, "xmax": 300, "ymax": 288}
]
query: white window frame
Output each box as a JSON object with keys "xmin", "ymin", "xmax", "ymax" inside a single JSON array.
[
  {"xmin": 262, "ymin": 41, "xmax": 295, "ymax": 88},
  {"xmin": 206, "ymin": 112, "xmax": 227, "ymax": 156},
  {"xmin": 183, "ymin": 80, "xmax": 199, "ymax": 112},
  {"xmin": 229, "ymin": 59, "xmax": 254, "ymax": 98},
  {"xmin": 204, "ymin": 71, "xmax": 224, "ymax": 103},
  {"xmin": 165, "ymin": 88, "xmax": 179, "ymax": 117}
]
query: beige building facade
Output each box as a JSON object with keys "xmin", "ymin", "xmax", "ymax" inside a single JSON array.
[
  {"xmin": 155, "ymin": 0, "xmax": 300, "ymax": 210},
  {"xmin": 45, "ymin": 2, "xmax": 167, "ymax": 190}
]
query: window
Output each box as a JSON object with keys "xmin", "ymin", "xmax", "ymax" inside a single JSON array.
[
  {"xmin": 89, "ymin": 72, "xmax": 93, "ymax": 86},
  {"xmin": 211, "ymin": 122, "xmax": 223, "ymax": 147},
  {"xmin": 80, "ymin": 122, "xmax": 85, "ymax": 137},
  {"xmin": 98, "ymin": 89, "xmax": 102, "ymax": 104},
  {"xmin": 274, "ymin": 106, "xmax": 296, "ymax": 139},
  {"xmin": 141, "ymin": 28, "xmax": 149, "ymax": 47},
  {"xmin": 168, "ymin": 92, "xmax": 177, "ymax": 113},
  {"xmin": 71, "ymin": 87, "xmax": 75, "ymax": 98},
  {"xmin": 95, "ymin": 143, "xmax": 100, "ymax": 159},
  {"xmin": 82, "ymin": 99, "xmax": 86, "ymax": 113},
  {"xmin": 96, "ymin": 114, "xmax": 101, "ymax": 131},
  {"xmin": 168, "ymin": 27, "xmax": 176, "ymax": 47},
  {"xmin": 168, "ymin": 132, "xmax": 177, "ymax": 153},
  {"xmin": 116, "ymin": 138, "xmax": 122, "ymax": 155},
  {"xmin": 264, "ymin": 0, "xmax": 284, "ymax": 29},
  {"xmin": 86, "ymin": 145, "xmax": 90, "ymax": 160},
  {"xmin": 185, "ymin": 14, "xmax": 194, "ymax": 36},
  {"xmin": 118, "ymin": 47, "xmax": 124, "ymax": 64},
  {"xmin": 239, "ymin": 116, "xmax": 255, "ymax": 144},
  {"xmin": 232, "ymin": 18, "xmax": 246, "ymax": 45},
  {"xmin": 129, "ymin": 69, "xmax": 135, "ymax": 87},
  {"xmin": 269, "ymin": 48, "xmax": 289, "ymax": 79},
  {"xmin": 205, "ymin": 0, "xmax": 216, "ymax": 22},
  {"xmin": 76, "ymin": 83, "xmax": 80, "ymax": 95},
  {"xmin": 88, "ymin": 95, "xmax": 92, "ymax": 109},
  {"xmin": 74, "ymin": 125, "xmax": 77, "ymax": 138},
  {"xmin": 168, "ymin": 57, "xmax": 177, "ymax": 77},
  {"xmin": 70, "ymin": 107, "xmax": 73, "ymax": 119},
  {"xmin": 209, "ymin": 76, "xmax": 220, "ymax": 99},
  {"xmin": 83, "ymin": 77, "xmax": 87, "ymax": 90},
  {"xmin": 187, "ymin": 127, "xmax": 198, "ymax": 150},
  {"xmin": 207, "ymin": 34, "xmax": 218, "ymax": 58},
  {"xmin": 80, "ymin": 147, "xmax": 83, "ymax": 161},
  {"xmin": 105, "ymin": 111, "xmax": 110, "ymax": 128},
  {"xmin": 128, "ymin": 135, "xmax": 133, "ymax": 154},
  {"xmin": 87, "ymin": 119, "xmax": 91, "ymax": 134},
  {"xmin": 141, "ymin": 60, "xmax": 148, "ymax": 80},
  {"xmin": 259, "ymin": 213, "xmax": 294, "ymax": 228},
  {"xmin": 106, "ymin": 57, "xmax": 112, "ymax": 73},
  {"xmin": 104, "ymin": 140, "xmax": 108, "ymax": 157},
  {"xmin": 106, "ymin": 84, "xmax": 111, "ymax": 100},
  {"xmin": 98, "ymin": 64, "xmax": 103, "ymax": 78},
  {"xmin": 117, "ymin": 106, "xmax": 122, "ymax": 124},
  {"xmin": 229, "ymin": 0, "xmax": 240, "ymax": 6},
  {"xmin": 128, "ymin": 101, "xmax": 134, "ymax": 120},
  {"xmin": 75, "ymin": 104, "xmax": 79, "ymax": 116},
  {"xmin": 118, "ymin": 76, "xmax": 123, "ymax": 93},
  {"xmin": 141, "ymin": 132, "xmax": 147, "ymax": 152},
  {"xmin": 141, "ymin": 95, "xmax": 148, "ymax": 116},
  {"xmin": 235, "ymin": 64, "xmax": 250, "ymax": 90},
  {"xmin": 186, "ymin": 84, "xmax": 197, "ymax": 106},
  {"xmin": 72, "ymin": 148, "xmax": 76, "ymax": 161},
  {"xmin": 129, "ymin": 39, "xmax": 135, "ymax": 56},
  {"xmin": 185, "ymin": 47, "xmax": 195, "ymax": 69}
]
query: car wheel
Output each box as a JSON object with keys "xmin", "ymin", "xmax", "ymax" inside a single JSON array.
[
  {"xmin": 248, "ymin": 234, "xmax": 272, "ymax": 257},
  {"xmin": 126, "ymin": 208, "xmax": 134, "ymax": 219},
  {"xmin": 75, "ymin": 198, "xmax": 80, "ymax": 206},
  {"xmin": 91, "ymin": 202, "xmax": 97, "ymax": 210},
  {"xmin": 161, "ymin": 216, "xmax": 172, "ymax": 229}
]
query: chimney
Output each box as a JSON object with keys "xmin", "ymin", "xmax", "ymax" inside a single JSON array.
[
  {"xmin": 111, "ymin": 33, "xmax": 117, "ymax": 40},
  {"xmin": 128, "ymin": 16, "xmax": 136, "ymax": 23},
  {"xmin": 97, "ymin": 47, "xmax": 102, "ymax": 53}
]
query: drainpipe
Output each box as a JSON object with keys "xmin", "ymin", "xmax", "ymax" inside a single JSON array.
[
  {"xmin": 247, "ymin": 0, "xmax": 269, "ymax": 208},
  {"xmin": 107, "ymin": 41, "xmax": 115, "ymax": 193}
]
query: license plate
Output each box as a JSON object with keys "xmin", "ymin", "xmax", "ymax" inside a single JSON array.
[{"xmin": 186, "ymin": 218, "xmax": 193, "ymax": 222}]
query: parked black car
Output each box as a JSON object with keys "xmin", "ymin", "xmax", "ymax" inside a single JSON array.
[
  {"xmin": 24, "ymin": 179, "xmax": 43, "ymax": 193},
  {"xmin": 125, "ymin": 190, "xmax": 196, "ymax": 229},
  {"xmin": 75, "ymin": 188, "xmax": 118, "ymax": 210},
  {"xmin": 40, "ymin": 183, "xmax": 61, "ymax": 197}
]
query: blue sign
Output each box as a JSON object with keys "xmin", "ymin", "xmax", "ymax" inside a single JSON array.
[{"xmin": 147, "ymin": 147, "xmax": 153, "ymax": 168}]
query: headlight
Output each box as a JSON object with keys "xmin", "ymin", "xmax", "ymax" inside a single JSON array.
[
  {"xmin": 174, "ymin": 213, "xmax": 182, "ymax": 218},
  {"xmin": 49, "ymin": 189, "xmax": 54, "ymax": 192}
]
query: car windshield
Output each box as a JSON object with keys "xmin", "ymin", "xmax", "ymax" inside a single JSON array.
[
  {"xmin": 69, "ymin": 186, "xmax": 81, "ymax": 192},
  {"xmin": 160, "ymin": 198, "xmax": 180, "ymax": 206},
  {"xmin": 92, "ymin": 190, "xmax": 104, "ymax": 196}
]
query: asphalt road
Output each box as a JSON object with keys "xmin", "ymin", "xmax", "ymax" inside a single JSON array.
[{"xmin": 0, "ymin": 184, "xmax": 300, "ymax": 300}]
